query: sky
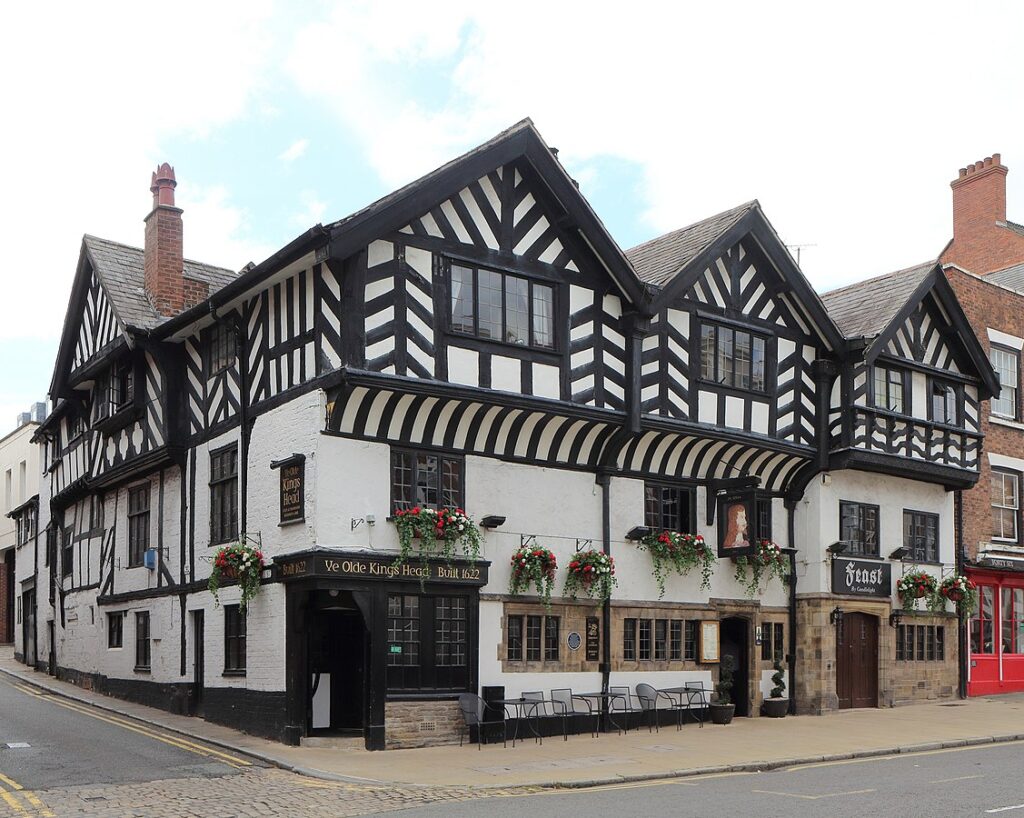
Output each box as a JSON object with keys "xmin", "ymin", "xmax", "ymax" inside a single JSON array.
[{"xmin": 2, "ymin": 0, "xmax": 1022, "ymax": 434}]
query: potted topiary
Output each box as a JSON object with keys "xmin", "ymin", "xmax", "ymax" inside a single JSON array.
[
  {"xmin": 709, "ymin": 655, "xmax": 736, "ymax": 725},
  {"xmin": 762, "ymin": 658, "xmax": 788, "ymax": 718}
]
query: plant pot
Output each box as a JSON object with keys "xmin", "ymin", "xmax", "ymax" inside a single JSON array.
[
  {"xmin": 945, "ymin": 589, "xmax": 964, "ymax": 602},
  {"xmin": 708, "ymin": 702, "xmax": 735, "ymax": 725},
  {"xmin": 762, "ymin": 698, "xmax": 789, "ymax": 718},
  {"xmin": 221, "ymin": 566, "xmax": 239, "ymax": 580},
  {"xmin": 912, "ymin": 587, "xmax": 929, "ymax": 599}
]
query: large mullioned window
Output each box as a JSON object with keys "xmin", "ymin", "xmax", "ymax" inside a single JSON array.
[
  {"xmin": 699, "ymin": 322, "xmax": 767, "ymax": 392},
  {"xmin": 990, "ymin": 345, "xmax": 1019, "ymax": 419},
  {"xmin": 390, "ymin": 449, "xmax": 464, "ymax": 511},
  {"xmin": 449, "ymin": 262, "xmax": 555, "ymax": 350},
  {"xmin": 210, "ymin": 446, "xmax": 239, "ymax": 545}
]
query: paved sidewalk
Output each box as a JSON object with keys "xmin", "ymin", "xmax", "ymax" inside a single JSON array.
[{"xmin": 3, "ymin": 648, "xmax": 1024, "ymax": 791}]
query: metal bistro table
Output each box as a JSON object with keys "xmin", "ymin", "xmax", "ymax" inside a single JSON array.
[
  {"xmin": 577, "ymin": 691, "xmax": 631, "ymax": 735},
  {"xmin": 658, "ymin": 683, "xmax": 708, "ymax": 728},
  {"xmin": 495, "ymin": 698, "xmax": 549, "ymax": 745}
]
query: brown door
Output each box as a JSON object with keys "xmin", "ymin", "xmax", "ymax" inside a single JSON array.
[{"xmin": 836, "ymin": 612, "xmax": 878, "ymax": 709}]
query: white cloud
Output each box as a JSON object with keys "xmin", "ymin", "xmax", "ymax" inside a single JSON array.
[
  {"xmin": 289, "ymin": 190, "xmax": 329, "ymax": 229},
  {"xmin": 279, "ymin": 138, "xmax": 310, "ymax": 163}
]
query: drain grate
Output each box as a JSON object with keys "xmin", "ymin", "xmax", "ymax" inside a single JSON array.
[{"xmin": 939, "ymin": 703, "xmax": 966, "ymax": 707}]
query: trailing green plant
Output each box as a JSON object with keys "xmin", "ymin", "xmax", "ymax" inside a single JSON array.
[
  {"xmin": 733, "ymin": 540, "xmax": 788, "ymax": 597},
  {"xmin": 208, "ymin": 538, "xmax": 265, "ymax": 612},
  {"xmin": 564, "ymin": 550, "xmax": 616, "ymax": 603},
  {"xmin": 896, "ymin": 569, "xmax": 940, "ymax": 611},
  {"xmin": 714, "ymin": 654, "xmax": 735, "ymax": 704},
  {"xmin": 770, "ymin": 658, "xmax": 787, "ymax": 699},
  {"xmin": 637, "ymin": 530, "xmax": 714, "ymax": 597},
  {"xmin": 938, "ymin": 574, "xmax": 979, "ymax": 620},
  {"xmin": 509, "ymin": 546, "xmax": 558, "ymax": 609},
  {"xmin": 391, "ymin": 506, "xmax": 482, "ymax": 566}
]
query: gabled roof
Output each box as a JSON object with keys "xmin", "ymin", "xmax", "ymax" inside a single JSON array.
[
  {"xmin": 820, "ymin": 261, "xmax": 934, "ymax": 338},
  {"xmin": 625, "ymin": 202, "xmax": 756, "ymax": 288},
  {"xmin": 985, "ymin": 260, "xmax": 1024, "ymax": 291},
  {"xmin": 83, "ymin": 236, "xmax": 237, "ymax": 331}
]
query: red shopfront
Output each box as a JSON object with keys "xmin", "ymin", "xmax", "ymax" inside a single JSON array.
[{"xmin": 967, "ymin": 564, "xmax": 1024, "ymax": 696}]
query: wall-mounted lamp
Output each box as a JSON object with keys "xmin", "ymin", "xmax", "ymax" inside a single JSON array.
[
  {"xmin": 625, "ymin": 525, "xmax": 653, "ymax": 541},
  {"xmin": 830, "ymin": 606, "xmax": 844, "ymax": 626},
  {"xmin": 480, "ymin": 515, "xmax": 506, "ymax": 529},
  {"xmin": 888, "ymin": 610, "xmax": 904, "ymax": 629},
  {"xmin": 826, "ymin": 541, "xmax": 848, "ymax": 555},
  {"xmin": 888, "ymin": 547, "xmax": 909, "ymax": 561}
]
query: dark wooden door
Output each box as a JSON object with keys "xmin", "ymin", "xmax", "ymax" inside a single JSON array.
[{"xmin": 837, "ymin": 612, "xmax": 878, "ymax": 709}]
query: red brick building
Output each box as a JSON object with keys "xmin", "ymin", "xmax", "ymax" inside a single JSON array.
[{"xmin": 941, "ymin": 155, "xmax": 1024, "ymax": 695}]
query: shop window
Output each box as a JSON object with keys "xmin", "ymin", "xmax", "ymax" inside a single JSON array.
[
  {"xmin": 903, "ymin": 510, "xmax": 938, "ymax": 562},
  {"xmin": 224, "ymin": 605, "xmax": 246, "ymax": 674},
  {"xmin": 210, "ymin": 446, "xmax": 239, "ymax": 545},
  {"xmin": 670, "ymin": 620, "xmax": 683, "ymax": 660},
  {"xmin": 873, "ymin": 365, "xmax": 906, "ymax": 413},
  {"xmin": 625, "ymin": 617, "xmax": 699, "ymax": 663},
  {"xmin": 623, "ymin": 618, "xmax": 637, "ymax": 661},
  {"xmin": 992, "ymin": 471, "xmax": 1020, "ymax": 543},
  {"xmin": 761, "ymin": 622, "xmax": 785, "ymax": 662},
  {"xmin": 1002, "ymin": 588, "xmax": 1024, "ymax": 655},
  {"xmin": 387, "ymin": 595, "xmax": 420, "ymax": 668},
  {"xmin": 544, "ymin": 616, "xmax": 560, "ymax": 662},
  {"xmin": 526, "ymin": 615, "xmax": 542, "ymax": 661},
  {"xmin": 391, "ymin": 449, "xmax": 464, "ymax": 511},
  {"xmin": 107, "ymin": 612, "xmax": 123, "ymax": 649},
  {"xmin": 840, "ymin": 501, "xmax": 880, "ymax": 556},
  {"xmin": 971, "ymin": 587, "xmax": 995, "ymax": 655},
  {"xmin": 700, "ymin": 322, "xmax": 768, "ymax": 392},
  {"xmin": 896, "ymin": 624, "xmax": 944, "ymax": 661},
  {"xmin": 449, "ymin": 262, "xmax": 555, "ymax": 350},
  {"xmin": 436, "ymin": 597, "xmax": 467, "ymax": 667},
  {"xmin": 644, "ymin": 484, "xmax": 694, "ymax": 533},
  {"xmin": 135, "ymin": 611, "xmax": 151, "ymax": 671},
  {"xmin": 507, "ymin": 615, "xmax": 524, "ymax": 661},
  {"xmin": 389, "ymin": 595, "xmax": 472, "ymax": 692},
  {"xmin": 990, "ymin": 345, "xmax": 1018, "ymax": 419},
  {"xmin": 638, "ymin": 619, "xmax": 653, "ymax": 660},
  {"xmin": 127, "ymin": 485, "xmax": 150, "ymax": 567}
]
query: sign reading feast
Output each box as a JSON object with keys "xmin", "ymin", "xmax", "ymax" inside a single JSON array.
[
  {"xmin": 831, "ymin": 557, "xmax": 892, "ymax": 597},
  {"xmin": 276, "ymin": 553, "xmax": 490, "ymax": 586},
  {"xmin": 279, "ymin": 461, "xmax": 305, "ymax": 524}
]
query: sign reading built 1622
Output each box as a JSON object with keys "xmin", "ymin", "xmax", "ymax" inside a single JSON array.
[{"xmin": 831, "ymin": 557, "xmax": 892, "ymax": 597}]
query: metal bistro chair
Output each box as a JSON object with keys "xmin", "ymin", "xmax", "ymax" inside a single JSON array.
[
  {"xmin": 609, "ymin": 686, "xmax": 643, "ymax": 733},
  {"xmin": 550, "ymin": 688, "xmax": 598, "ymax": 737},
  {"xmin": 684, "ymin": 681, "xmax": 709, "ymax": 728},
  {"xmin": 636, "ymin": 683, "xmax": 681, "ymax": 733},
  {"xmin": 458, "ymin": 692, "xmax": 506, "ymax": 749},
  {"xmin": 523, "ymin": 690, "xmax": 567, "ymax": 742}
]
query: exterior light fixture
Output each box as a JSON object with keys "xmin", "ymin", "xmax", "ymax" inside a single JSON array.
[
  {"xmin": 625, "ymin": 525, "xmax": 653, "ymax": 541},
  {"xmin": 888, "ymin": 610, "xmax": 903, "ymax": 629},
  {"xmin": 830, "ymin": 607, "xmax": 844, "ymax": 626},
  {"xmin": 888, "ymin": 547, "xmax": 909, "ymax": 561},
  {"xmin": 480, "ymin": 515, "xmax": 506, "ymax": 529},
  {"xmin": 826, "ymin": 541, "xmax": 848, "ymax": 555}
]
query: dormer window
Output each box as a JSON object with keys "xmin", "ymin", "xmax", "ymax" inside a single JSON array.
[
  {"xmin": 930, "ymin": 379, "xmax": 961, "ymax": 426},
  {"xmin": 448, "ymin": 261, "xmax": 555, "ymax": 351},
  {"xmin": 699, "ymin": 322, "xmax": 767, "ymax": 392},
  {"xmin": 94, "ymin": 361, "xmax": 133, "ymax": 424},
  {"xmin": 67, "ymin": 411, "xmax": 83, "ymax": 441},
  {"xmin": 208, "ymin": 321, "xmax": 237, "ymax": 376},
  {"xmin": 872, "ymin": 365, "xmax": 906, "ymax": 413}
]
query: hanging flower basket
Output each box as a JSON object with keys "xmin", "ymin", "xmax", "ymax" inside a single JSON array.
[
  {"xmin": 508, "ymin": 546, "xmax": 558, "ymax": 609},
  {"xmin": 392, "ymin": 506, "xmax": 482, "ymax": 565},
  {"xmin": 208, "ymin": 539, "xmax": 265, "ymax": 612},
  {"xmin": 637, "ymin": 531, "xmax": 714, "ymax": 597},
  {"xmin": 938, "ymin": 574, "xmax": 978, "ymax": 620},
  {"xmin": 564, "ymin": 550, "xmax": 616, "ymax": 603},
  {"xmin": 733, "ymin": 540, "xmax": 788, "ymax": 597},
  {"xmin": 896, "ymin": 570, "xmax": 940, "ymax": 611}
]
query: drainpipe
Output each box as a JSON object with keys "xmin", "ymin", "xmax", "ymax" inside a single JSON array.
[
  {"xmin": 597, "ymin": 472, "xmax": 612, "ymax": 696},
  {"xmin": 232, "ymin": 313, "xmax": 252, "ymax": 534},
  {"xmin": 955, "ymin": 489, "xmax": 968, "ymax": 699},
  {"xmin": 786, "ymin": 498, "xmax": 798, "ymax": 715}
]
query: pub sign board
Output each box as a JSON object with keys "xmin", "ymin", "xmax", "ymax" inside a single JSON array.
[
  {"xmin": 831, "ymin": 557, "xmax": 891, "ymax": 597},
  {"xmin": 276, "ymin": 551, "xmax": 490, "ymax": 587},
  {"xmin": 717, "ymin": 490, "xmax": 757, "ymax": 558},
  {"xmin": 271, "ymin": 454, "xmax": 305, "ymax": 524}
]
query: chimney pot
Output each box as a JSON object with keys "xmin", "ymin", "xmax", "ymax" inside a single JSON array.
[
  {"xmin": 993, "ymin": 153, "xmax": 1001, "ymax": 165},
  {"xmin": 144, "ymin": 162, "xmax": 185, "ymax": 316}
]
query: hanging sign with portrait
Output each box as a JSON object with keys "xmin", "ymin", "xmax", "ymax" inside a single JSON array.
[{"xmin": 717, "ymin": 490, "xmax": 757, "ymax": 558}]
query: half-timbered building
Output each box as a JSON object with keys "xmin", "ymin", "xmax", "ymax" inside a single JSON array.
[{"xmin": 19, "ymin": 121, "xmax": 998, "ymax": 749}]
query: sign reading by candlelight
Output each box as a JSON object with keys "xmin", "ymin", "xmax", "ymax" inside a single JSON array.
[
  {"xmin": 831, "ymin": 557, "xmax": 891, "ymax": 597},
  {"xmin": 271, "ymin": 454, "xmax": 305, "ymax": 525}
]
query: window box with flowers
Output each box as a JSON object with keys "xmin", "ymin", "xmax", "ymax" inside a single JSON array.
[
  {"xmin": 508, "ymin": 546, "xmax": 558, "ymax": 609},
  {"xmin": 391, "ymin": 506, "xmax": 482, "ymax": 565},
  {"xmin": 637, "ymin": 531, "xmax": 714, "ymax": 598},
  {"xmin": 938, "ymin": 574, "xmax": 978, "ymax": 620},
  {"xmin": 208, "ymin": 539, "xmax": 265, "ymax": 612},
  {"xmin": 564, "ymin": 550, "xmax": 616, "ymax": 603},
  {"xmin": 733, "ymin": 540, "xmax": 788, "ymax": 597},
  {"xmin": 896, "ymin": 569, "xmax": 940, "ymax": 611}
]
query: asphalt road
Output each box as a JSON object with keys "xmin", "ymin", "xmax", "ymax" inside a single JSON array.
[
  {"xmin": 371, "ymin": 740, "xmax": 1024, "ymax": 818},
  {"xmin": 0, "ymin": 677, "xmax": 250, "ymax": 789}
]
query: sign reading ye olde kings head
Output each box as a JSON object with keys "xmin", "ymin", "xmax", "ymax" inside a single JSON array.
[{"xmin": 831, "ymin": 557, "xmax": 892, "ymax": 597}]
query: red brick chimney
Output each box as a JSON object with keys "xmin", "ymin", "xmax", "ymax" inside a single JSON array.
[
  {"xmin": 941, "ymin": 154, "xmax": 1024, "ymax": 275},
  {"xmin": 144, "ymin": 163, "xmax": 185, "ymax": 316}
]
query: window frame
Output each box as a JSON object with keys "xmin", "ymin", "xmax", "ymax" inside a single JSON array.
[
  {"xmin": 972, "ymin": 585, "xmax": 996, "ymax": 655},
  {"xmin": 1001, "ymin": 587, "xmax": 1024, "ymax": 655},
  {"xmin": 992, "ymin": 469, "xmax": 1021, "ymax": 544},
  {"xmin": 990, "ymin": 343, "xmax": 1020, "ymax": 420},
  {"xmin": 698, "ymin": 320, "xmax": 770, "ymax": 394},
  {"xmin": 928, "ymin": 376, "xmax": 962, "ymax": 426},
  {"xmin": 127, "ymin": 484, "xmax": 150, "ymax": 568},
  {"xmin": 107, "ymin": 612, "xmax": 124, "ymax": 649},
  {"xmin": 839, "ymin": 500, "xmax": 881, "ymax": 557},
  {"xmin": 446, "ymin": 259, "xmax": 558, "ymax": 353},
  {"xmin": 135, "ymin": 611, "xmax": 151, "ymax": 671},
  {"xmin": 902, "ymin": 509, "xmax": 939, "ymax": 563},
  {"xmin": 390, "ymin": 448, "xmax": 465, "ymax": 512},
  {"xmin": 896, "ymin": 624, "xmax": 946, "ymax": 662},
  {"xmin": 209, "ymin": 445, "xmax": 239, "ymax": 546},
  {"xmin": 643, "ymin": 482, "xmax": 697, "ymax": 534},
  {"xmin": 61, "ymin": 526, "xmax": 73, "ymax": 578},
  {"xmin": 224, "ymin": 604, "xmax": 247, "ymax": 674},
  {"xmin": 507, "ymin": 614, "xmax": 524, "ymax": 662},
  {"xmin": 207, "ymin": 321, "xmax": 237, "ymax": 377},
  {"xmin": 872, "ymin": 364, "xmax": 908, "ymax": 414}
]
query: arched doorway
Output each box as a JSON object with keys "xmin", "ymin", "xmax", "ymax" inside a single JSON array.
[
  {"xmin": 837, "ymin": 611, "xmax": 879, "ymax": 709},
  {"xmin": 720, "ymin": 617, "xmax": 751, "ymax": 717}
]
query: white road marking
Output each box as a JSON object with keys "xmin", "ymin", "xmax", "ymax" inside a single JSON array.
[
  {"xmin": 930, "ymin": 774, "xmax": 985, "ymax": 784},
  {"xmin": 753, "ymin": 788, "xmax": 876, "ymax": 801},
  {"xmin": 986, "ymin": 805, "xmax": 1024, "ymax": 814}
]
